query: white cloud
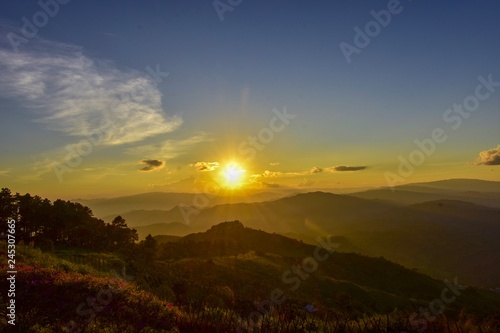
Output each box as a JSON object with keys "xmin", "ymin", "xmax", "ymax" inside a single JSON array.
[
  {"xmin": 124, "ymin": 135, "xmax": 207, "ymax": 159},
  {"xmin": 475, "ymin": 144, "xmax": 500, "ymax": 166},
  {"xmin": 0, "ymin": 39, "xmax": 181, "ymax": 146}
]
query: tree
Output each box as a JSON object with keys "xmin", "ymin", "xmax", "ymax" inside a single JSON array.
[
  {"xmin": 108, "ymin": 216, "xmax": 138, "ymax": 250},
  {"xmin": 139, "ymin": 234, "xmax": 158, "ymax": 261},
  {"xmin": 0, "ymin": 188, "xmax": 16, "ymax": 221}
]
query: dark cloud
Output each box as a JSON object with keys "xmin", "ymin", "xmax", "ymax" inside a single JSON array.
[
  {"xmin": 139, "ymin": 159, "xmax": 165, "ymax": 172},
  {"xmin": 475, "ymin": 145, "xmax": 500, "ymax": 166},
  {"xmin": 330, "ymin": 165, "xmax": 367, "ymax": 172},
  {"xmin": 193, "ymin": 161, "xmax": 220, "ymax": 171}
]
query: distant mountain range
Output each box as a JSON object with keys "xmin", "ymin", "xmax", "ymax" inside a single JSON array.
[
  {"xmin": 75, "ymin": 190, "xmax": 296, "ymax": 218},
  {"xmin": 351, "ymin": 179, "xmax": 500, "ymax": 207},
  {"xmin": 75, "ymin": 178, "xmax": 500, "ymax": 287}
]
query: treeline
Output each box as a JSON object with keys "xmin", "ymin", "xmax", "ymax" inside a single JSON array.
[{"xmin": 0, "ymin": 188, "xmax": 137, "ymax": 251}]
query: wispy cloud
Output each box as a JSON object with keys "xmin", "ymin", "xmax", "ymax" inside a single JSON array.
[
  {"xmin": 475, "ymin": 145, "xmax": 500, "ymax": 166},
  {"xmin": 125, "ymin": 135, "xmax": 207, "ymax": 159},
  {"xmin": 250, "ymin": 164, "xmax": 367, "ymax": 182},
  {"xmin": 0, "ymin": 37, "xmax": 181, "ymax": 146},
  {"xmin": 139, "ymin": 159, "xmax": 165, "ymax": 172},
  {"xmin": 260, "ymin": 182, "xmax": 287, "ymax": 189},
  {"xmin": 261, "ymin": 170, "xmax": 283, "ymax": 177}
]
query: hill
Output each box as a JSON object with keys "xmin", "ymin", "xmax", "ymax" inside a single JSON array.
[
  {"xmin": 141, "ymin": 222, "xmax": 500, "ymax": 321},
  {"xmin": 130, "ymin": 190, "xmax": 500, "ymax": 287},
  {"xmin": 2, "ymin": 222, "xmax": 500, "ymax": 332}
]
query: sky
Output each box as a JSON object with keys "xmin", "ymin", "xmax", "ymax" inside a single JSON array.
[{"xmin": 0, "ymin": 0, "xmax": 499, "ymax": 199}]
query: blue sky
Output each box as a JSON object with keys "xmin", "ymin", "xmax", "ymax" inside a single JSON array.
[{"xmin": 0, "ymin": 0, "xmax": 499, "ymax": 198}]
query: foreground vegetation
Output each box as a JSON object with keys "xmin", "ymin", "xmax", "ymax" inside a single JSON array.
[
  {"xmin": 1, "ymin": 188, "xmax": 500, "ymax": 332},
  {"xmin": 1, "ymin": 240, "xmax": 500, "ymax": 332}
]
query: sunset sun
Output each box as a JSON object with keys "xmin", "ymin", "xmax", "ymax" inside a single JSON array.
[{"xmin": 221, "ymin": 162, "xmax": 246, "ymax": 188}]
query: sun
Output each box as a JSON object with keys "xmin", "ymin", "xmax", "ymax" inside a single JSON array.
[{"xmin": 221, "ymin": 162, "xmax": 246, "ymax": 188}]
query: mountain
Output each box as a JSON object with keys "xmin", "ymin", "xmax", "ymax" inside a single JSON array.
[
  {"xmin": 5, "ymin": 223, "xmax": 500, "ymax": 332},
  {"xmin": 402, "ymin": 178, "xmax": 500, "ymax": 192},
  {"xmin": 150, "ymin": 221, "xmax": 500, "ymax": 317},
  {"xmin": 75, "ymin": 191, "xmax": 294, "ymax": 218},
  {"xmin": 350, "ymin": 188, "xmax": 500, "ymax": 208},
  {"xmin": 135, "ymin": 222, "xmax": 194, "ymax": 239},
  {"xmin": 75, "ymin": 179, "xmax": 500, "ymax": 287},
  {"xmin": 343, "ymin": 199, "xmax": 500, "ymax": 287},
  {"xmin": 130, "ymin": 190, "xmax": 500, "ymax": 287},
  {"xmin": 350, "ymin": 179, "xmax": 500, "ymax": 208}
]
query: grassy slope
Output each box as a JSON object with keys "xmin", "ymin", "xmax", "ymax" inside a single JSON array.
[{"xmin": 2, "ymin": 225, "xmax": 500, "ymax": 332}]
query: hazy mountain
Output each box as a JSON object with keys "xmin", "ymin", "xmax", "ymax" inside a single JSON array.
[
  {"xmin": 75, "ymin": 190, "xmax": 295, "ymax": 218},
  {"xmin": 350, "ymin": 179, "xmax": 500, "ymax": 208},
  {"xmin": 131, "ymin": 189, "xmax": 500, "ymax": 287},
  {"xmin": 75, "ymin": 179, "xmax": 500, "ymax": 287},
  {"xmin": 134, "ymin": 222, "xmax": 196, "ymax": 239},
  {"xmin": 402, "ymin": 178, "xmax": 500, "ymax": 192}
]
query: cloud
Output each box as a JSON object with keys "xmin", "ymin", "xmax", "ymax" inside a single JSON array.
[
  {"xmin": 270, "ymin": 162, "xmax": 280, "ymax": 166},
  {"xmin": 139, "ymin": 159, "xmax": 165, "ymax": 172},
  {"xmin": 475, "ymin": 145, "xmax": 500, "ymax": 166},
  {"xmin": 0, "ymin": 37, "xmax": 181, "ymax": 146},
  {"xmin": 249, "ymin": 164, "xmax": 367, "ymax": 183},
  {"xmin": 125, "ymin": 135, "xmax": 207, "ymax": 159},
  {"xmin": 0, "ymin": 169, "xmax": 12, "ymax": 177},
  {"xmin": 310, "ymin": 166, "xmax": 323, "ymax": 174},
  {"xmin": 193, "ymin": 161, "xmax": 220, "ymax": 171},
  {"xmin": 249, "ymin": 170, "xmax": 283, "ymax": 182},
  {"xmin": 328, "ymin": 165, "xmax": 367, "ymax": 172},
  {"xmin": 262, "ymin": 170, "xmax": 282, "ymax": 177}
]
